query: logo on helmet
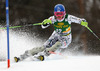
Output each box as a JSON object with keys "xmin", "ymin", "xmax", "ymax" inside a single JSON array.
[{"xmin": 57, "ymin": 7, "xmax": 61, "ymax": 12}]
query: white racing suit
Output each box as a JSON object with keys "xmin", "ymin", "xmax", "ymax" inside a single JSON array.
[
  {"xmin": 42, "ymin": 14, "xmax": 85, "ymax": 48},
  {"xmin": 19, "ymin": 14, "xmax": 85, "ymax": 60}
]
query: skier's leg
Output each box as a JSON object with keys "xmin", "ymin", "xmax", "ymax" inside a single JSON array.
[
  {"xmin": 59, "ymin": 34, "xmax": 72, "ymax": 53},
  {"xmin": 43, "ymin": 31, "xmax": 59, "ymax": 48},
  {"xmin": 14, "ymin": 31, "xmax": 58, "ymax": 62},
  {"xmin": 20, "ymin": 46, "xmax": 45, "ymax": 60},
  {"xmin": 44, "ymin": 41, "xmax": 62, "ymax": 56},
  {"xmin": 42, "ymin": 31, "xmax": 61, "ymax": 56},
  {"xmin": 14, "ymin": 50, "xmax": 31, "ymax": 62},
  {"xmin": 14, "ymin": 41, "xmax": 61, "ymax": 62},
  {"xmin": 43, "ymin": 34, "xmax": 72, "ymax": 56},
  {"xmin": 28, "ymin": 31, "xmax": 60, "ymax": 58},
  {"xmin": 14, "ymin": 46, "xmax": 45, "ymax": 62},
  {"xmin": 30, "ymin": 41, "xmax": 61, "ymax": 61},
  {"xmin": 14, "ymin": 31, "xmax": 60, "ymax": 62},
  {"xmin": 29, "ymin": 46, "xmax": 45, "ymax": 56}
]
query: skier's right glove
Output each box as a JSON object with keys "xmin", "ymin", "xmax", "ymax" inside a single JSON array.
[{"xmin": 42, "ymin": 19, "xmax": 52, "ymax": 26}]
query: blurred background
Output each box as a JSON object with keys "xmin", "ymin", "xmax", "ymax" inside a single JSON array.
[{"xmin": 0, "ymin": 0, "xmax": 100, "ymax": 55}]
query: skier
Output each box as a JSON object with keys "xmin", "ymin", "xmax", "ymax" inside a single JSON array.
[{"xmin": 14, "ymin": 4, "xmax": 88, "ymax": 62}]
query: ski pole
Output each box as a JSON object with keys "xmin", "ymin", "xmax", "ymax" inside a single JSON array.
[
  {"xmin": 0, "ymin": 23, "xmax": 42, "ymax": 30},
  {"xmin": 86, "ymin": 26, "xmax": 100, "ymax": 40},
  {"xmin": 0, "ymin": 26, "xmax": 22, "ymax": 30},
  {"xmin": 33, "ymin": 23, "xmax": 42, "ymax": 26}
]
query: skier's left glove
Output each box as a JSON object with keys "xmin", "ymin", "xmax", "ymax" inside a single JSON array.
[
  {"xmin": 42, "ymin": 19, "xmax": 52, "ymax": 26},
  {"xmin": 81, "ymin": 20, "xmax": 88, "ymax": 27}
]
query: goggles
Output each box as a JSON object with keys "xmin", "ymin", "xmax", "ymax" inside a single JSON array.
[{"xmin": 54, "ymin": 12, "xmax": 65, "ymax": 17}]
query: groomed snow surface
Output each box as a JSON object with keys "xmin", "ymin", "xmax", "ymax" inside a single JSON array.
[{"xmin": 1, "ymin": 56, "xmax": 100, "ymax": 71}]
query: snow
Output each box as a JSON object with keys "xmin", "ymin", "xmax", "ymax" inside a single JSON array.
[
  {"xmin": 0, "ymin": 29, "xmax": 100, "ymax": 71},
  {"xmin": 1, "ymin": 56, "xmax": 100, "ymax": 71},
  {"xmin": 0, "ymin": 29, "xmax": 45, "ymax": 61}
]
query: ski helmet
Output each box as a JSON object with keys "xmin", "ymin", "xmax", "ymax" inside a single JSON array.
[{"xmin": 54, "ymin": 4, "xmax": 66, "ymax": 21}]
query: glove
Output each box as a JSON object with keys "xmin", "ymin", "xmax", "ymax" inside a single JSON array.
[
  {"xmin": 81, "ymin": 20, "xmax": 88, "ymax": 27},
  {"xmin": 42, "ymin": 19, "xmax": 52, "ymax": 25}
]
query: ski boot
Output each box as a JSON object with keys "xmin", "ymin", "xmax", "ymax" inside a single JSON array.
[
  {"xmin": 37, "ymin": 55, "xmax": 44, "ymax": 61},
  {"xmin": 32, "ymin": 50, "xmax": 45, "ymax": 61},
  {"xmin": 14, "ymin": 57, "xmax": 20, "ymax": 62}
]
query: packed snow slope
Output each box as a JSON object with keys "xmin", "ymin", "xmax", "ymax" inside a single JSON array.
[
  {"xmin": 1, "ymin": 56, "xmax": 100, "ymax": 71},
  {"xmin": 0, "ymin": 29, "xmax": 100, "ymax": 71}
]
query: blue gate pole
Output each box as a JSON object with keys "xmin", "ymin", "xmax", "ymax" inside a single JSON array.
[{"xmin": 6, "ymin": 0, "xmax": 10, "ymax": 68}]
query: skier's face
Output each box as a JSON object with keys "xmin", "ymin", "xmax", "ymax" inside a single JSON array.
[
  {"xmin": 54, "ymin": 12, "xmax": 65, "ymax": 20},
  {"xmin": 56, "ymin": 15, "xmax": 64, "ymax": 20}
]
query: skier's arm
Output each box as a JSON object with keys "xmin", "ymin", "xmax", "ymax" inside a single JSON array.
[
  {"xmin": 69, "ymin": 15, "xmax": 88, "ymax": 27},
  {"xmin": 69, "ymin": 15, "xmax": 85, "ymax": 24}
]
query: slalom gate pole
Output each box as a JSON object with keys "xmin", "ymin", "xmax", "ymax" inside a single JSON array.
[
  {"xmin": 6, "ymin": 0, "xmax": 10, "ymax": 68},
  {"xmin": 86, "ymin": 26, "xmax": 100, "ymax": 40}
]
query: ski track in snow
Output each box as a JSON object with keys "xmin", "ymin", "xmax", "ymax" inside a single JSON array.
[{"xmin": 0, "ymin": 29, "xmax": 100, "ymax": 71}]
